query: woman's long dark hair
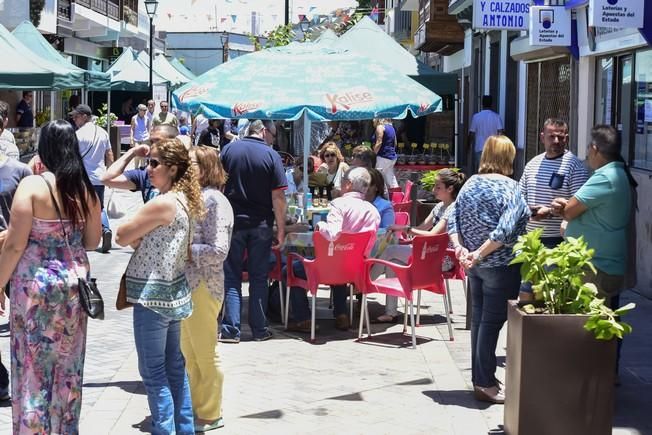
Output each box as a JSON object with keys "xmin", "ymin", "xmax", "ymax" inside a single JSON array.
[{"xmin": 38, "ymin": 120, "xmax": 97, "ymax": 229}]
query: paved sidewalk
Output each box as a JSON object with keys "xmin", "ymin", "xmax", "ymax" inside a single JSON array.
[{"xmin": 0, "ymin": 188, "xmax": 650, "ymax": 434}]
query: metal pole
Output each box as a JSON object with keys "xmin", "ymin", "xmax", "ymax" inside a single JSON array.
[
  {"xmin": 149, "ymin": 17, "xmax": 154, "ymax": 99},
  {"xmin": 285, "ymin": 0, "xmax": 289, "ymax": 25},
  {"xmin": 302, "ymin": 111, "xmax": 310, "ymax": 211}
]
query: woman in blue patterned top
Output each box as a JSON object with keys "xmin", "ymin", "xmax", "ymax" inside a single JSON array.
[
  {"xmin": 448, "ymin": 135, "xmax": 529, "ymax": 404},
  {"xmin": 116, "ymin": 138, "xmax": 205, "ymax": 434}
]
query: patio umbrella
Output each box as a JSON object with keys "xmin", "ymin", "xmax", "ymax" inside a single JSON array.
[
  {"xmin": 172, "ymin": 45, "xmax": 442, "ymax": 194},
  {"xmin": 172, "ymin": 45, "xmax": 441, "ymax": 122}
]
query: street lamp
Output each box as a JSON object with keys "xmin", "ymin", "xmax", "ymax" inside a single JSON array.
[
  {"xmin": 220, "ymin": 31, "xmax": 229, "ymax": 63},
  {"xmin": 299, "ymin": 16, "xmax": 310, "ymax": 33},
  {"xmin": 144, "ymin": 0, "xmax": 158, "ymax": 99}
]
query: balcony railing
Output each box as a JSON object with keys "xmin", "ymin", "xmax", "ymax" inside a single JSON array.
[
  {"xmin": 58, "ymin": 0, "xmax": 72, "ymax": 20},
  {"xmin": 76, "ymin": 0, "xmax": 91, "ymax": 8},
  {"xmin": 108, "ymin": 1, "xmax": 119, "ymax": 20},
  {"xmin": 89, "ymin": 0, "xmax": 120, "ymax": 20}
]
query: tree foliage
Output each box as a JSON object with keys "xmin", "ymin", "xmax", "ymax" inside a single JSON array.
[{"xmin": 30, "ymin": 0, "xmax": 45, "ymax": 27}]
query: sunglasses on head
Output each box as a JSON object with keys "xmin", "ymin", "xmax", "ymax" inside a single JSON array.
[{"xmin": 148, "ymin": 158, "xmax": 162, "ymax": 168}]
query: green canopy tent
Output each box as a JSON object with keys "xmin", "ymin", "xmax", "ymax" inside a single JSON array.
[
  {"xmin": 106, "ymin": 47, "xmax": 168, "ymax": 92},
  {"xmin": 148, "ymin": 52, "xmax": 192, "ymax": 89},
  {"xmin": 170, "ymin": 58, "xmax": 196, "ymax": 80},
  {"xmin": 12, "ymin": 21, "xmax": 110, "ymax": 91},
  {"xmin": 334, "ymin": 16, "xmax": 457, "ymax": 96},
  {"xmin": 0, "ymin": 23, "xmax": 85, "ymax": 89}
]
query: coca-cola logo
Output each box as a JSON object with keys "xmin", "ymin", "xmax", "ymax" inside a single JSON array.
[
  {"xmin": 334, "ymin": 243, "xmax": 355, "ymax": 251},
  {"xmin": 232, "ymin": 101, "xmax": 261, "ymax": 117},
  {"xmin": 325, "ymin": 88, "xmax": 374, "ymax": 114},
  {"xmin": 178, "ymin": 85, "xmax": 212, "ymax": 103}
]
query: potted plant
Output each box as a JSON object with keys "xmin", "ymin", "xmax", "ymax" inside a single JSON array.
[
  {"xmin": 504, "ymin": 229, "xmax": 635, "ymax": 435},
  {"xmin": 93, "ymin": 103, "xmax": 120, "ymax": 158}
]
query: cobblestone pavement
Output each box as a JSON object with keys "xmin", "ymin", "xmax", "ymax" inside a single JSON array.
[{"xmin": 0, "ymin": 189, "xmax": 651, "ymax": 434}]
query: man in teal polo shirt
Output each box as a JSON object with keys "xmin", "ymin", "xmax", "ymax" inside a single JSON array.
[{"xmin": 552, "ymin": 125, "xmax": 635, "ymax": 306}]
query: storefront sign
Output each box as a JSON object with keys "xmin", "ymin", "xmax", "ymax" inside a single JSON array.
[
  {"xmin": 589, "ymin": 0, "xmax": 644, "ymax": 29},
  {"xmin": 529, "ymin": 6, "xmax": 572, "ymax": 46},
  {"xmin": 473, "ymin": 0, "xmax": 530, "ymax": 30}
]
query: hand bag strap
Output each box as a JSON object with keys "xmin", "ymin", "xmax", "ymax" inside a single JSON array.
[
  {"xmin": 41, "ymin": 175, "xmax": 75, "ymax": 260},
  {"xmin": 175, "ymin": 195, "xmax": 193, "ymax": 263}
]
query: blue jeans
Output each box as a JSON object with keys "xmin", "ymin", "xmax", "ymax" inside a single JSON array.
[
  {"xmin": 284, "ymin": 259, "xmax": 349, "ymax": 322},
  {"xmin": 93, "ymin": 185, "xmax": 110, "ymax": 232},
  {"xmin": 221, "ymin": 225, "xmax": 273, "ymax": 339},
  {"xmin": 133, "ymin": 305, "xmax": 194, "ymax": 435},
  {"xmin": 467, "ymin": 264, "xmax": 521, "ymax": 388}
]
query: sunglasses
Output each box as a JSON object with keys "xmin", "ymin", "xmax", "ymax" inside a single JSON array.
[
  {"xmin": 148, "ymin": 158, "xmax": 162, "ymax": 168},
  {"xmin": 324, "ymin": 153, "xmax": 337, "ymax": 158}
]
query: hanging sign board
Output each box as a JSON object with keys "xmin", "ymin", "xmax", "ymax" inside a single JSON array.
[
  {"xmin": 472, "ymin": 0, "xmax": 531, "ymax": 30},
  {"xmin": 529, "ymin": 6, "xmax": 572, "ymax": 46},
  {"xmin": 589, "ymin": 0, "xmax": 644, "ymax": 29}
]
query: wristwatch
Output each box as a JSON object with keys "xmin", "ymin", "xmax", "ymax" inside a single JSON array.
[{"xmin": 475, "ymin": 252, "xmax": 484, "ymax": 264}]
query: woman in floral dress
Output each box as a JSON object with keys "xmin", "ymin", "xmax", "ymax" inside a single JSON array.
[{"xmin": 0, "ymin": 120, "xmax": 102, "ymax": 434}]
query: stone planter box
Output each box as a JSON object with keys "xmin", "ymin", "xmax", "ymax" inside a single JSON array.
[{"xmin": 504, "ymin": 301, "xmax": 616, "ymax": 435}]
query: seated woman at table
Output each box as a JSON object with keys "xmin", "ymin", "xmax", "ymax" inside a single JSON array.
[
  {"xmin": 317, "ymin": 142, "xmax": 349, "ymax": 198},
  {"xmin": 366, "ymin": 168, "xmax": 394, "ymax": 229},
  {"xmin": 372, "ymin": 168, "xmax": 466, "ymax": 323}
]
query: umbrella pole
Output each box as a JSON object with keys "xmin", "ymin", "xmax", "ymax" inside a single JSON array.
[
  {"xmin": 302, "ymin": 111, "xmax": 310, "ymax": 211},
  {"xmin": 454, "ymin": 92, "xmax": 459, "ymax": 168},
  {"xmin": 50, "ymin": 92, "xmax": 55, "ymax": 122},
  {"xmin": 107, "ymin": 90, "xmax": 112, "ymax": 136}
]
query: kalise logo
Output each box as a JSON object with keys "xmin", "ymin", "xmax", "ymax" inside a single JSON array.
[
  {"xmin": 418, "ymin": 102, "xmax": 431, "ymax": 113},
  {"xmin": 232, "ymin": 101, "xmax": 262, "ymax": 117},
  {"xmin": 178, "ymin": 85, "xmax": 212, "ymax": 103},
  {"xmin": 326, "ymin": 88, "xmax": 374, "ymax": 114}
]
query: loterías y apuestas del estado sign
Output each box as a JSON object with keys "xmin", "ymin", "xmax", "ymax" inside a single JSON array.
[{"xmin": 589, "ymin": 0, "xmax": 644, "ymax": 29}]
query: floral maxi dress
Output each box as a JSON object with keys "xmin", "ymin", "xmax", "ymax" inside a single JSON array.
[{"xmin": 10, "ymin": 218, "xmax": 89, "ymax": 435}]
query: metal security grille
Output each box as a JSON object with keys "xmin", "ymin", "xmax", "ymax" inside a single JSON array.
[{"xmin": 525, "ymin": 56, "xmax": 572, "ymax": 162}]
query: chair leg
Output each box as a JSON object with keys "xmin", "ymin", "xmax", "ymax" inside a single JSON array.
[
  {"xmin": 284, "ymin": 282, "xmax": 291, "ymax": 329},
  {"xmin": 443, "ymin": 281, "xmax": 454, "ymax": 341},
  {"xmin": 446, "ymin": 279, "xmax": 453, "ymax": 314},
  {"xmin": 349, "ymin": 285, "xmax": 353, "ymax": 326},
  {"xmin": 311, "ymin": 292, "xmax": 316, "ymax": 343},
  {"xmin": 358, "ymin": 294, "xmax": 366, "ymax": 339},
  {"xmin": 409, "ymin": 300, "xmax": 416, "ymax": 349},
  {"xmin": 329, "ymin": 288, "xmax": 333, "ymax": 309},
  {"xmin": 365, "ymin": 299, "xmax": 371, "ymax": 338},
  {"xmin": 463, "ymin": 277, "xmax": 471, "ymax": 331},
  {"xmin": 279, "ymin": 281, "xmax": 286, "ymax": 325},
  {"xmin": 403, "ymin": 298, "xmax": 408, "ymax": 334},
  {"xmin": 416, "ymin": 290, "xmax": 422, "ymax": 326}
]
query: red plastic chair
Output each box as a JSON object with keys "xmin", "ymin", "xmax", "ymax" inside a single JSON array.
[
  {"xmin": 285, "ymin": 231, "xmax": 376, "ymax": 342},
  {"xmin": 389, "ymin": 187, "xmax": 404, "ymax": 205},
  {"xmin": 393, "ymin": 201, "xmax": 413, "ymax": 214},
  {"xmin": 242, "ymin": 248, "xmax": 287, "ymax": 324},
  {"xmin": 394, "ymin": 212, "xmax": 410, "ymax": 243},
  {"xmin": 360, "ymin": 233, "xmax": 453, "ymax": 349},
  {"xmin": 403, "ymin": 180, "xmax": 414, "ymax": 201},
  {"xmin": 415, "ymin": 247, "xmax": 468, "ymax": 325}
]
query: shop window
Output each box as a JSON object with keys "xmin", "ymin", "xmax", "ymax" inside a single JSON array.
[{"xmin": 633, "ymin": 49, "xmax": 652, "ymax": 170}]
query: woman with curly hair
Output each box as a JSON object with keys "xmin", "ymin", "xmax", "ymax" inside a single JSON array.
[
  {"xmin": 116, "ymin": 138, "xmax": 205, "ymax": 434},
  {"xmin": 317, "ymin": 142, "xmax": 349, "ymax": 198}
]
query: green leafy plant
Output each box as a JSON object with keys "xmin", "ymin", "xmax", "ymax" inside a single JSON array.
[
  {"xmin": 35, "ymin": 106, "xmax": 50, "ymax": 127},
  {"xmin": 511, "ymin": 229, "xmax": 635, "ymax": 340},
  {"xmin": 248, "ymin": 24, "xmax": 296, "ymax": 51},
  {"xmin": 30, "ymin": 0, "xmax": 45, "ymax": 27},
  {"xmin": 93, "ymin": 103, "xmax": 117, "ymax": 129},
  {"xmin": 420, "ymin": 167, "xmax": 460, "ymax": 191}
]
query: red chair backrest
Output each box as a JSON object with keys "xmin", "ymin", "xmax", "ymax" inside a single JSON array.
[
  {"xmin": 408, "ymin": 233, "xmax": 448, "ymax": 294},
  {"xmin": 311, "ymin": 231, "xmax": 375, "ymax": 288},
  {"xmin": 393, "ymin": 201, "xmax": 412, "ymax": 214},
  {"xmin": 390, "ymin": 191, "xmax": 405, "ymax": 204},
  {"xmin": 403, "ymin": 180, "xmax": 414, "ymax": 200},
  {"xmin": 394, "ymin": 212, "xmax": 409, "ymax": 226}
]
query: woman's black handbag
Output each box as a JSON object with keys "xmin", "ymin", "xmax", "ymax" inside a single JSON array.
[{"xmin": 42, "ymin": 176, "xmax": 105, "ymax": 320}]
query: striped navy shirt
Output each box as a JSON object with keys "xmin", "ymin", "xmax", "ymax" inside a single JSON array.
[
  {"xmin": 448, "ymin": 175, "xmax": 530, "ymax": 268},
  {"xmin": 519, "ymin": 151, "xmax": 589, "ymax": 238}
]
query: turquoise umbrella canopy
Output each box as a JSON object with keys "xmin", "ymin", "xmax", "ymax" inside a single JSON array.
[{"xmin": 172, "ymin": 45, "xmax": 442, "ymax": 121}]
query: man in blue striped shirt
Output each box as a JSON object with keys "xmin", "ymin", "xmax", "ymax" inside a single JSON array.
[{"xmin": 519, "ymin": 118, "xmax": 589, "ymax": 248}]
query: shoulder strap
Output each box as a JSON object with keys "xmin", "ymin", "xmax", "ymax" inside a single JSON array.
[
  {"xmin": 80, "ymin": 125, "xmax": 98, "ymax": 159},
  {"xmin": 175, "ymin": 195, "xmax": 193, "ymax": 262}
]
